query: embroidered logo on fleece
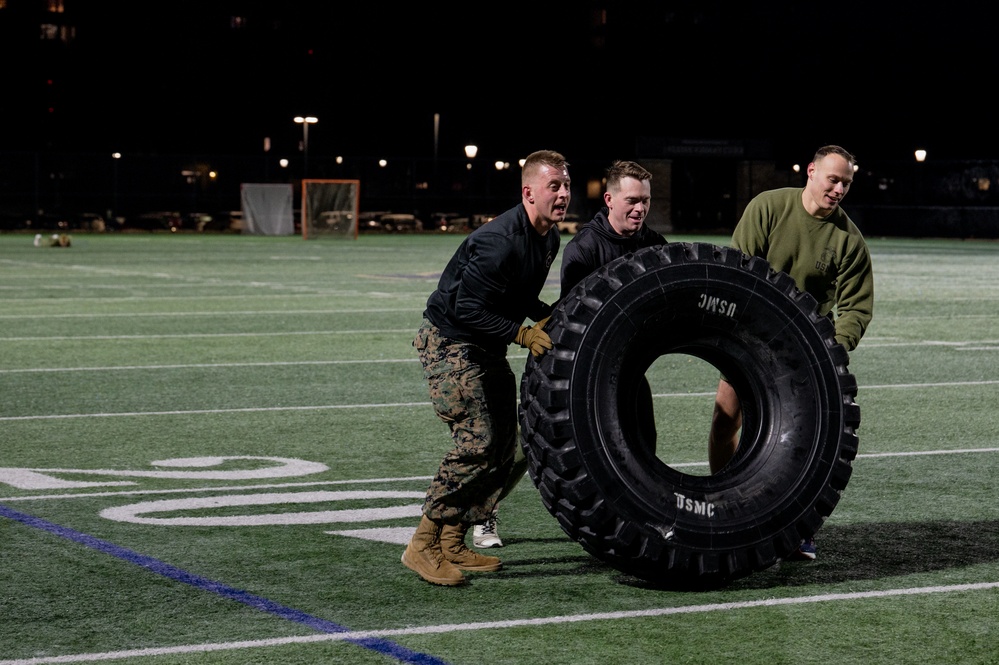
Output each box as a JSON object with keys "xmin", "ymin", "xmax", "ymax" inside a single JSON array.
[{"xmin": 816, "ymin": 246, "xmax": 837, "ymax": 272}]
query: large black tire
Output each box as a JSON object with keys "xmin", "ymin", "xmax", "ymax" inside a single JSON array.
[{"xmin": 519, "ymin": 242, "xmax": 860, "ymax": 588}]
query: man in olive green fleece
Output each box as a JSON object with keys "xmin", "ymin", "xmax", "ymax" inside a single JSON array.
[{"xmin": 707, "ymin": 144, "xmax": 875, "ymax": 560}]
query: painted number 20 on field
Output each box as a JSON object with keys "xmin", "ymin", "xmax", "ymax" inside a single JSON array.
[{"xmin": 0, "ymin": 456, "xmax": 423, "ymax": 545}]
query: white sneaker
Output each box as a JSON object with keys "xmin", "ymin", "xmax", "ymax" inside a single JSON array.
[{"xmin": 473, "ymin": 510, "xmax": 503, "ymax": 548}]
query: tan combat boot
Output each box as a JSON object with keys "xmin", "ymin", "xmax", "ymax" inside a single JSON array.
[
  {"xmin": 402, "ymin": 515, "xmax": 466, "ymax": 586},
  {"xmin": 440, "ymin": 522, "xmax": 502, "ymax": 572}
]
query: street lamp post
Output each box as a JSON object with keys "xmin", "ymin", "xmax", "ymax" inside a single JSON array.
[
  {"xmin": 464, "ymin": 144, "xmax": 478, "ymax": 226},
  {"xmin": 914, "ymin": 148, "xmax": 927, "ymax": 205},
  {"xmin": 294, "ymin": 116, "xmax": 318, "ymax": 178},
  {"xmin": 111, "ymin": 152, "xmax": 121, "ymax": 220}
]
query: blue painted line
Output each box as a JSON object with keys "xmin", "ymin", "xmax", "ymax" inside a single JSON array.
[{"xmin": 1, "ymin": 503, "xmax": 450, "ymax": 665}]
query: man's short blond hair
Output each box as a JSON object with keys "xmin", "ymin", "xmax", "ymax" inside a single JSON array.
[{"xmin": 522, "ymin": 150, "xmax": 569, "ymax": 185}]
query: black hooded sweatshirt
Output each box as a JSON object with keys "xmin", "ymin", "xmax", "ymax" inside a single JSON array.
[{"xmin": 559, "ymin": 208, "xmax": 667, "ymax": 302}]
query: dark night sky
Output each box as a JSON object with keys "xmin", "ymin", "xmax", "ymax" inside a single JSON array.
[{"xmin": 5, "ymin": 1, "xmax": 999, "ymax": 165}]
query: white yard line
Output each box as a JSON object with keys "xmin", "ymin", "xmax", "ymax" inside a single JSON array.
[
  {"xmin": 1, "ymin": 581, "xmax": 996, "ymax": 665},
  {"xmin": 2, "ymin": 378, "xmax": 997, "ymax": 422}
]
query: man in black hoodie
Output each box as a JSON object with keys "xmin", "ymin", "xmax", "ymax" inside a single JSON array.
[
  {"xmin": 559, "ymin": 159, "xmax": 666, "ymax": 456},
  {"xmin": 474, "ymin": 160, "xmax": 666, "ymax": 550},
  {"xmin": 558, "ymin": 160, "xmax": 666, "ymax": 299}
]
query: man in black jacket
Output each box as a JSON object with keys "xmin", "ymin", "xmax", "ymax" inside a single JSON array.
[{"xmin": 403, "ymin": 149, "xmax": 570, "ymax": 586}]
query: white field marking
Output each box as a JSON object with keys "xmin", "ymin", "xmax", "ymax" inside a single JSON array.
[
  {"xmin": 0, "ymin": 359, "xmax": 420, "ymax": 374},
  {"xmin": 869, "ymin": 315, "xmax": 999, "ymax": 321},
  {"xmin": 98, "ymin": 490, "xmax": 424, "ymax": 526},
  {"xmin": 0, "ymin": 457, "xmax": 328, "ymax": 489},
  {"xmin": 266, "ymin": 255, "xmax": 323, "ymax": 260},
  {"xmin": 860, "ymin": 340, "xmax": 999, "ymax": 348},
  {"xmin": 2, "ymin": 331, "xmax": 995, "ymax": 346},
  {"xmin": 0, "ymin": 402, "xmax": 431, "ymax": 421},
  {"xmin": 854, "ymin": 448, "xmax": 999, "ymax": 458},
  {"xmin": 328, "ymin": 526, "xmax": 416, "ymax": 544},
  {"xmin": 860, "ymin": 379, "xmax": 999, "ymax": 389},
  {"xmin": 0, "ymin": 267, "xmax": 440, "ymax": 288},
  {"xmin": 3, "ymin": 307, "xmax": 978, "ymax": 321},
  {"xmin": 4, "ymin": 447, "xmax": 995, "ymax": 505},
  {"xmin": 0, "ymin": 258, "xmax": 439, "ymax": 283},
  {"xmin": 0, "ymin": 290, "xmax": 432, "ymax": 301},
  {"xmin": 0, "ymin": 332, "xmax": 946, "ymax": 348},
  {"xmin": 0, "ymin": 292, "xmax": 432, "ymax": 302},
  {"xmin": 0, "ymin": 330, "xmax": 415, "ymax": 342},
  {"xmin": 0, "ymin": 476, "xmax": 434, "ymax": 502},
  {"xmin": 1, "ymin": 582, "xmax": 996, "ymax": 665},
  {"xmin": 668, "ymin": 380, "xmax": 998, "ymax": 394},
  {"xmin": 0, "ymin": 307, "xmax": 423, "ymax": 319},
  {"xmin": 3, "ymin": 348, "xmax": 999, "ymax": 374},
  {"xmin": 4, "ymin": 379, "xmax": 998, "ymax": 422}
]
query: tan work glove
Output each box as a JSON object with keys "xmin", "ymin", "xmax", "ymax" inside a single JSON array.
[{"xmin": 514, "ymin": 318, "xmax": 553, "ymax": 357}]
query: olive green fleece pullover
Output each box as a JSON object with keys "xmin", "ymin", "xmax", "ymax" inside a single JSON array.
[{"xmin": 731, "ymin": 187, "xmax": 874, "ymax": 351}]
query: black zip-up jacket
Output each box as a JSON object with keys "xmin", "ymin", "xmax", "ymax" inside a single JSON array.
[
  {"xmin": 424, "ymin": 203, "xmax": 559, "ymax": 357},
  {"xmin": 559, "ymin": 208, "xmax": 667, "ymax": 301}
]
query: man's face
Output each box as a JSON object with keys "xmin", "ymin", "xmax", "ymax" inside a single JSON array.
[
  {"xmin": 605, "ymin": 176, "xmax": 651, "ymax": 237},
  {"xmin": 531, "ymin": 164, "xmax": 572, "ymax": 224},
  {"xmin": 805, "ymin": 154, "xmax": 854, "ymax": 216}
]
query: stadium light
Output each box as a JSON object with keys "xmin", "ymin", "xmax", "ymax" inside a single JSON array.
[
  {"xmin": 294, "ymin": 116, "xmax": 318, "ymax": 177},
  {"xmin": 111, "ymin": 152, "xmax": 121, "ymax": 218}
]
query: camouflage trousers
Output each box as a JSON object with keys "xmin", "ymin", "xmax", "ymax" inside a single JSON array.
[{"xmin": 414, "ymin": 318, "xmax": 519, "ymax": 524}]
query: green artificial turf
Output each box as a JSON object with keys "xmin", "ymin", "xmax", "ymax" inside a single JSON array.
[{"xmin": 1, "ymin": 231, "xmax": 997, "ymax": 665}]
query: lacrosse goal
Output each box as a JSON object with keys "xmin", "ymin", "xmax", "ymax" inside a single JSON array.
[{"xmin": 301, "ymin": 179, "xmax": 361, "ymax": 240}]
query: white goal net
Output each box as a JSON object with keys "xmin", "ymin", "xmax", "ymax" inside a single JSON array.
[{"xmin": 301, "ymin": 179, "xmax": 361, "ymax": 239}]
